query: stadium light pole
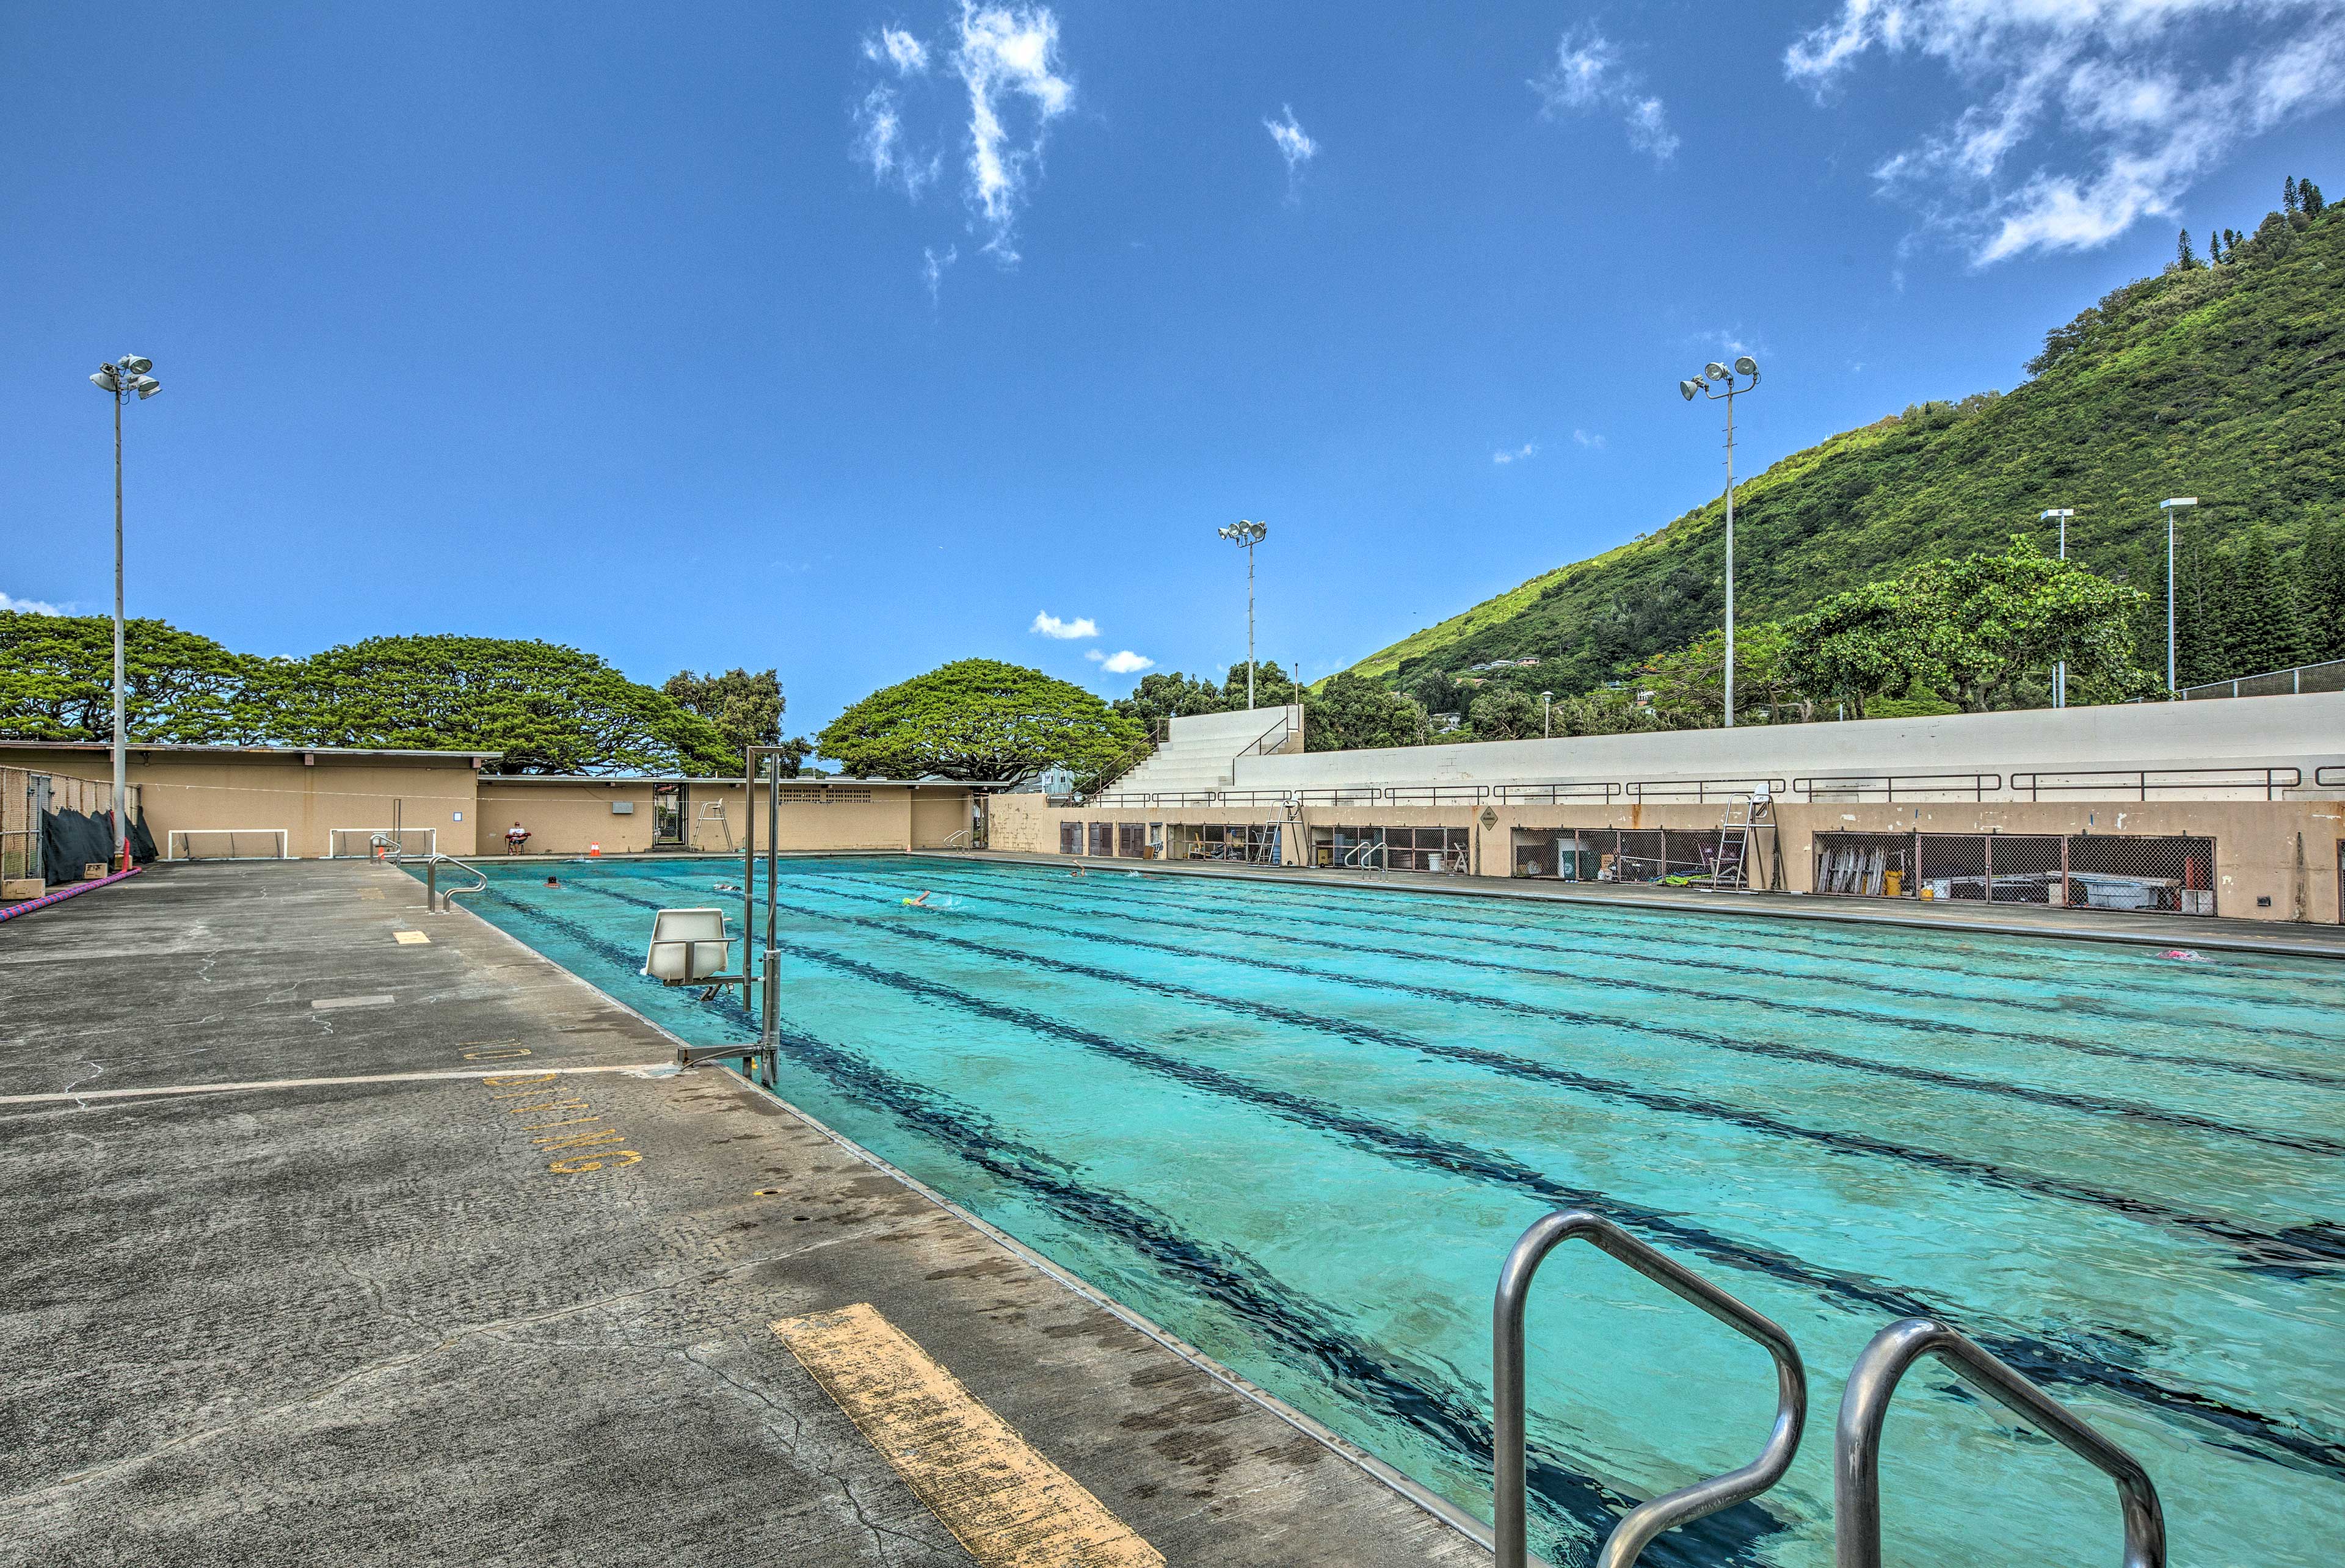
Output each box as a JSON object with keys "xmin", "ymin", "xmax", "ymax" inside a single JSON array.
[
  {"xmin": 2040, "ymin": 508, "xmax": 2076, "ymax": 708},
  {"xmin": 1541, "ymin": 691, "xmax": 1552, "ymax": 738},
  {"xmin": 2161, "ymin": 497, "xmax": 2198, "ymax": 694},
  {"xmin": 1218, "ymin": 518, "xmax": 1268, "ymax": 710},
  {"xmin": 1679, "ymin": 357, "xmax": 1760, "ymax": 727},
  {"xmin": 90, "ymin": 355, "xmax": 162, "ymax": 872}
]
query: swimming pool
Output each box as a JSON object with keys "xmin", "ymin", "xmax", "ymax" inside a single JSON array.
[{"xmin": 455, "ymin": 854, "xmax": 2344, "ymax": 1566}]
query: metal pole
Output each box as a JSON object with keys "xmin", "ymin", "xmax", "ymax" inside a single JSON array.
[
  {"xmin": 1723, "ymin": 390, "xmax": 1736, "ymax": 729},
  {"xmin": 2166, "ymin": 510, "xmax": 2176, "ymax": 695},
  {"xmin": 741, "ymin": 751, "xmax": 755, "ymax": 1013},
  {"xmin": 760, "ymin": 751, "xmax": 780, "ymax": 1085},
  {"xmin": 2056, "ymin": 514, "xmax": 2066, "ymax": 708},
  {"xmin": 111, "ymin": 385, "xmax": 129, "ymax": 870},
  {"xmin": 1246, "ymin": 539, "xmax": 1257, "ymax": 710}
]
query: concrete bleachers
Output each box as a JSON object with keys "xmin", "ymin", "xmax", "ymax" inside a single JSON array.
[{"xmin": 1105, "ymin": 705, "xmax": 1301, "ymax": 797}]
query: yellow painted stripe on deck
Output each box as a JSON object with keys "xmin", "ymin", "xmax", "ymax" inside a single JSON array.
[{"xmin": 774, "ymin": 1302, "xmax": 1164, "ymax": 1568}]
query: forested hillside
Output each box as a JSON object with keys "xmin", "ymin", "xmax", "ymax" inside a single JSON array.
[{"xmin": 1348, "ymin": 180, "xmax": 2344, "ymax": 699}]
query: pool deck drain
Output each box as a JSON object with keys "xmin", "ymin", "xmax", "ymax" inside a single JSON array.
[{"xmin": 0, "ymin": 861, "xmax": 1486, "ymax": 1567}]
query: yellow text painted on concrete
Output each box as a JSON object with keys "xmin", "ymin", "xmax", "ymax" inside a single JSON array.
[{"xmin": 773, "ymin": 1302, "xmax": 1163, "ymax": 1568}]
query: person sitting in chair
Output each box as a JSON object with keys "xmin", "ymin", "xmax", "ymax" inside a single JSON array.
[{"xmin": 505, "ymin": 821, "xmax": 531, "ymax": 854}]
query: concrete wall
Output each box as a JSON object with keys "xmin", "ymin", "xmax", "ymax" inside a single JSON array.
[
  {"xmin": 481, "ymin": 782, "xmax": 982, "ymax": 857},
  {"xmin": 0, "ymin": 747, "xmax": 484, "ymax": 860},
  {"xmin": 992, "ymin": 792, "xmax": 2345, "ymax": 923},
  {"xmin": 1163, "ymin": 704, "xmax": 1305, "ymax": 747},
  {"xmin": 1234, "ymin": 691, "xmax": 2345, "ymax": 797}
]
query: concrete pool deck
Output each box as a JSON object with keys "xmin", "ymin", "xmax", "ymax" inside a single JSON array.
[{"xmin": 0, "ymin": 860, "xmax": 1488, "ymax": 1567}]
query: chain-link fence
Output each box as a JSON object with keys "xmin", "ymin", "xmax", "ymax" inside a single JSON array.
[
  {"xmin": 2, "ymin": 768, "xmax": 144, "ymax": 890},
  {"xmin": 2180, "ymin": 657, "xmax": 2345, "ymax": 700},
  {"xmin": 1814, "ymin": 830, "xmax": 2218, "ymax": 915}
]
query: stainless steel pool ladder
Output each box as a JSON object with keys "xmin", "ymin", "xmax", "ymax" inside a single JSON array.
[
  {"xmin": 419, "ymin": 852, "xmax": 489, "ymax": 913},
  {"xmin": 1492, "ymin": 1209, "xmax": 2168, "ymax": 1568},
  {"xmin": 1494, "ymin": 1210, "xmax": 1808, "ymax": 1568},
  {"xmin": 1835, "ymin": 1318, "xmax": 2166, "ymax": 1568}
]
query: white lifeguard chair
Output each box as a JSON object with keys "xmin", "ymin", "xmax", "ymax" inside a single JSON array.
[
  {"xmin": 646, "ymin": 908, "xmax": 732, "ymax": 984},
  {"xmin": 1711, "ymin": 786, "xmax": 1780, "ymax": 891}
]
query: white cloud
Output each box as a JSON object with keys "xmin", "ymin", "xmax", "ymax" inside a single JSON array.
[
  {"xmin": 1, "ymin": 591, "xmax": 64, "ymax": 615},
  {"xmin": 853, "ymin": 85, "xmax": 941, "ymax": 197},
  {"xmin": 1572, "ymin": 429, "xmax": 1605, "ymax": 449},
  {"xmin": 1491, "ymin": 442, "xmax": 1539, "ymax": 465},
  {"xmin": 953, "ymin": 2, "xmax": 1075, "ymax": 262},
  {"xmin": 1089, "ymin": 649, "xmax": 1154, "ymax": 675},
  {"xmin": 1531, "ymin": 26, "xmax": 1679, "ymax": 161},
  {"xmin": 865, "ymin": 27, "xmax": 930, "ymax": 75},
  {"xmin": 923, "ymin": 244, "xmax": 958, "ymax": 303},
  {"xmin": 1031, "ymin": 611, "xmax": 1098, "ymax": 639},
  {"xmin": 1264, "ymin": 104, "xmax": 1318, "ymax": 199},
  {"xmin": 1784, "ymin": 0, "xmax": 2345, "ymax": 264}
]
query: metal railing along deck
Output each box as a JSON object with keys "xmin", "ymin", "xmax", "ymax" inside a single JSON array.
[{"xmin": 2010, "ymin": 766, "xmax": 2302, "ymax": 801}]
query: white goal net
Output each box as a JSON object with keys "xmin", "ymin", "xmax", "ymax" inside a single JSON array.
[
  {"xmin": 167, "ymin": 829, "xmax": 290, "ymax": 862},
  {"xmin": 327, "ymin": 827, "xmax": 437, "ymax": 860}
]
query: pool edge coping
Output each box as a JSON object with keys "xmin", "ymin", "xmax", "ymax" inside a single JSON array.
[
  {"xmin": 443, "ymin": 886, "xmax": 1513, "ymax": 1564},
  {"xmin": 926, "ymin": 851, "xmax": 2345, "ymax": 962}
]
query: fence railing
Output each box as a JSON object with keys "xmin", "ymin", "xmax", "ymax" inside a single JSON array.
[
  {"xmin": 1793, "ymin": 773, "xmax": 2002, "ymax": 802},
  {"xmin": 2179, "ymin": 656, "xmax": 2345, "ymax": 700},
  {"xmin": 1621, "ymin": 776, "xmax": 1787, "ymax": 804},
  {"xmin": 2009, "ymin": 767, "xmax": 2300, "ymax": 801},
  {"xmin": 2, "ymin": 766, "xmax": 144, "ymax": 887}
]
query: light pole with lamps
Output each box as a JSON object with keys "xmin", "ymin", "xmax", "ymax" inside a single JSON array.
[
  {"xmin": 1679, "ymin": 357, "xmax": 1760, "ymax": 727},
  {"xmin": 2161, "ymin": 497, "xmax": 2198, "ymax": 694},
  {"xmin": 2040, "ymin": 508, "xmax": 2076, "ymax": 708},
  {"xmin": 1218, "ymin": 518, "xmax": 1268, "ymax": 710},
  {"xmin": 1541, "ymin": 691, "xmax": 1552, "ymax": 738},
  {"xmin": 89, "ymin": 355, "xmax": 162, "ymax": 871}
]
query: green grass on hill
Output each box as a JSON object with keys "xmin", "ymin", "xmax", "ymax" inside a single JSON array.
[{"xmin": 1345, "ymin": 199, "xmax": 2345, "ymax": 695}]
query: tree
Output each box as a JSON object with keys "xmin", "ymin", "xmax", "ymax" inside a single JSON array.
[
  {"xmin": 2298, "ymin": 514, "xmax": 2345, "ymax": 662},
  {"xmin": 2285, "ymin": 175, "xmax": 2300, "ymax": 215},
  {"xmin": 255, "ymin": 635, "xmax": 735, "ymax": 774},
  {"xmin": 0, "ymin": 611, "xmax": 260, "ymax": 743},
  {"xmin": 1785, "ymin": 537, "xmax": 2151, "ymax": 712},
  {"xmin": 1632, "ymin": 621, "xmax": 1809, "ymax": 726},
  {"xmin": 817, "ymin": 659, "xmax": 1143, "ymax": 788},
  {"xmin": 2303, "ymin": 180, "xmax": 2326, "ymax": 217},
  {"xmin": 1113, "ymin": 671, "xmax": 1229, "ymax": 731},
  {"xmin": 2219, "ymin": 527, "xmax": 2307, "ymax": 677},
  {"xmin": 1552, "ymin": 686, "xmax": 1670, "ymax": 736},
  {"xmin": 1221, "ymin": 660, "xmax": 1298, "ymax": 709},
  {"xmin": 1465, "ymin": 688, "xmax": 1540, "ymax": 740},
  {"xmin": 2175, "ymin": 228, "xmax": 2198, "ymax": 269},
  {"xmin": 1303, "ymin": 673, "xmax": 1427, "ymax": 751},
  {"xmin": 663, "ymin": 667, "xmax": 783, "ymax": 763}
]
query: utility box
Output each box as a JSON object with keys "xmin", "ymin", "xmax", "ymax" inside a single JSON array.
[{"xmin": 611, "ymin": 800, "xmax": 634, "ymax": 815}]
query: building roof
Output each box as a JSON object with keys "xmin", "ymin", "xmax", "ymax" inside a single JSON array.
[
  {"xmin": 481, "ymin": 774, "xmax": 1010, "ymax": 789},
  {"xmin": 1, "ymin": 740, "xmax": 501, "ymax": 763}
]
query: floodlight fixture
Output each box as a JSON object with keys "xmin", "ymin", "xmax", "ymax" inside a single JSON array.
[
  {"xmin": 1705, "ymin": 361, "xmax": 1729, "ymax": 381},
  {"xmin": 1679, "ymin": 379, "xmax": 1699, "ymax": 401},
  {"xmin": 1734, "ymin": 355, "xmax": 1758, "ymax": 377},
  {"xmin": 2160, "ymin": 497, "xmax": 2198, "ymax": 510},
  {"xmin": 1219, "ymin": 519, "xmax": 1270, "ymax": 708},
  {"xmin": 134, "ymin": 376, "xmax": 161, "ymax": 399},
  {"xmin": 120, "ymin": 355, "xmax": 153, "ymax": 376},
  {"xmin": 90, "ymin": 368, "xmax": 120, "ymax": 393}
]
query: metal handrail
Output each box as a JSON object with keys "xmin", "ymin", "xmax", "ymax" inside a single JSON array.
[
  {"xmin": 939, "ymin": 829, "xmax": 973, "ymax": 850},
  {"xmin": 1341, "ymin": 837, "xmax": 1384, "ymax": 870},
  {"xmin": 1235, "ymin": 713, "xmax": 1292, "ymax": 764},
  {"xmin": 1620, "ymin": 776, "xmax": 1787, "ymax": 804},
  {"xmin": 2010, "ymin": 766, "xmax": 2300, "ymax": 801},
  {"xmin": 1835, "ymin": 1318, "xmax": 2164, "ymax": 1568},
  {"xmin": 1492, "ymin": 781, "xmax": 1621, "ymax": 805},
  {"xmin": 1494, "ymin": 1210, "xmax": 1806, "ymax": 1568},
  {"xmin": 420, "ymin": 852, "xmax": 489, "ymax": 912},
  {"xmin": 1793, "ymin": 773, "xmax": 2001, "ymax": 802},
  {"xmin": 1381, "ymin": 784, "xmax": 1490, "ymax": 805},
  {"xmin": 2321, "ymin": 765, "xmax": 2345, "ymax": 788}
]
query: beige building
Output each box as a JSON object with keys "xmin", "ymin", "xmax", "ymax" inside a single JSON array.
[{"xmin": 0, "ymin": 742, "xmax": 991, "ymax": 873}]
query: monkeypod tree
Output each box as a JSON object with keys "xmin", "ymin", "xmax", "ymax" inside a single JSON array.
[
  {"xmin": 819, "ymin": 659, "xmax": 1146, "ymax": 789},
  {"xmin": 0, "ymin": 611, "xmax": 261, "ymax": 743}
]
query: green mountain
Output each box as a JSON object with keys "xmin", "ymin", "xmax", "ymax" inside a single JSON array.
[{"xmin": 1347, "ymin": 194, "xmax": 2344, "ymax": 697}]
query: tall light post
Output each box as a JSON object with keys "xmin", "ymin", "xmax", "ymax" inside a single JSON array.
[
  {"xmin": 2161, "ymin": 497, "xmax": 2198, "ymax": 695},
  {"xmin": 1218, "ymin": 518, "xmax": 1268, "ymax": 710},
  {"xmin": 90, "ymin": 355, "xmax": 162, "ymax": 871},
  {"xmin": 2040, "ymin": 508, "xmax": 2076, "ymax": 708},
  {"xmin": 1541, "ymin": 691, "xmax": 1552, "ymax": 738},
  {"xmin": 1679, "ymin": 357, "xmax": 1760, "ymax": 727}
]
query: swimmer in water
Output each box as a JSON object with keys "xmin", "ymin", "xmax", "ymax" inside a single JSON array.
[
  {"xmin": 903, "ymin": 890, "xmax": 932, "ymax": 907},
  {"xmin": 544, "ymin": 876, "xmax": 559, "ymax": 887}
]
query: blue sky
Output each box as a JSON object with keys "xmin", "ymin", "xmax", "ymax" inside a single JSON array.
[{"xmin": 9, "ymin": 2, "xmax": 2343, "ymax": 735}]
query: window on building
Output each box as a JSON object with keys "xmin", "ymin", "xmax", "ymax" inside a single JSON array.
[{"xmin": 1060, "ymin": 821, "xmax": 1083, "ymax": 855}]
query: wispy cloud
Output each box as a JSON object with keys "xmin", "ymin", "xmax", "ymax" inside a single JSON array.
[
  {"xmin": 1492, "ymin": 442, "xmax": 1539, "ymax": 465},
  {"xmin": 1531, "ymin": 25, "xmax": 1679, "ymax": 161},
  {"xmin": 1785, "ymin": 0, "xmax": 2345, "ymax": 264},
  {"xmin": 864, "ymin": 26, "xmax": 930, "ymax": 75},
  {"xmin": 1, "ymin": 591, "xmax": 65, "ymax": 615},
  {"xmin": 1086, "ymin": 649, "xmax": 1154, "ymax": 674},
  {"xmin": 954, "ymin": 3, "xmax": 1075, "ymax": 262},
  {"xmin": 1263, "ymin": 104, "xmax": 1318, "ymax": 200},
  {"xmin": 1031, "ymin": 611, "xmax": 1098, "ymax": 639},
  {"xmin": 923, "ymin": 244, "xmax": 958, "ymax": 303},
  {"xmin": 848, "ymin": 4, "xmax": 1077, "ymax": 274},
  {"xmin": 1572, "ymin": 429, "xmax": 1605, "ymax": 449}
]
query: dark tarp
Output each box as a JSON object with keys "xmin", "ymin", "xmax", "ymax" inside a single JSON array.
[
  {"xmin": 131, "ymin": 806, "xmax": 158, "ymax": 863},
  {"xmin": 41, "ymin": 810, "xmax": 115, "ymax": 883}
]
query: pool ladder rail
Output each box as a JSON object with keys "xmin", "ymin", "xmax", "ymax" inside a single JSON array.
[{"xmin": 1492, "ymin": 1208, "xmax": 2168, "ymax": 1568}]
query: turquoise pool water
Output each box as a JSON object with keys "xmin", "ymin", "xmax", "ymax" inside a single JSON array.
[{"xmin": 453, "ymin": 855, "xmax": 2344, "ymax": 1566}]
